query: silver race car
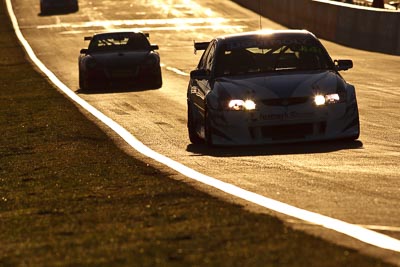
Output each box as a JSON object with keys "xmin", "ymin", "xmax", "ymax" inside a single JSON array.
[
  {"xmin": 79, "ymin": 31, "xmax": 162, "ymax": 90},
  {"xmin": 187, "ymin": 30, "xmax": 360, "ymax": 146}
]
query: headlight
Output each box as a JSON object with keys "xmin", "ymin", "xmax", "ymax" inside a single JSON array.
[
  {"xmin": 228, "ymin": 99, "xmax": 256, "ymax": 111},
  {"xmin": 144, "ymin": 54, "xmax": 158, "ymax": 65},
  {"xmin": 314, "ymin": 93, "xmax": 340, "ymax": 106}
]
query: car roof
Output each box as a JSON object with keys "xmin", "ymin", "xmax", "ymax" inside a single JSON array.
[
  {"xmin": 92, "ymin": 31, "xmax": 147, "ymax": 38},
  {"xmin": 214, "ymin": 29, "xmax": 317, "ymax": 42}
]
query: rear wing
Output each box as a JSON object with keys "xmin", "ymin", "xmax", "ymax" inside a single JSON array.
[{"xmin": 194, "ymin": 41, "xmax": 210, "ymax": 54}]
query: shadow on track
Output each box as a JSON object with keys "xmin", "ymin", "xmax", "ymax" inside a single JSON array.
[
  {"xmin": 38, "ymin": 11, "xmax": 77, "ymax": 16},
  {"xmin": 186, "ymin": 140, "xmax": 364, "ymax": 157},
  {"xmin": 76, "ymin": 85, "xmax": 161, "ymax": 94}
]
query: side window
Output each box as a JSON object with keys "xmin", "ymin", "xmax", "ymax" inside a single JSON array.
[
  {"xmin": 197, "ymin": 46, "xmax": 210, "ymax": 69},
  {"xmin": 204, "ymin": 43, "xmax": 216, "ymax": 72},
  {"xmin": 198, "ymin": 41, "xmax": 216, "ymax": 71}
]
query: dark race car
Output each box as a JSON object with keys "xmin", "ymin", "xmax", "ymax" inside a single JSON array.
[
  {"xmin": 40, "ymin": 0, "xmax": 79, "ymax": 14},
  {"xmin": 187, "ymin": 30, "xmax": 360, "ymax": 146},
  {"xmin": 79, "ymin": 31, "xmax": 162, "ymax": 90}
]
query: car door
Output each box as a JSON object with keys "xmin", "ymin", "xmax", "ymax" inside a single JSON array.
[{"xmin": 190, "ymin": 41, "xmax": 217, "ymax": 115}]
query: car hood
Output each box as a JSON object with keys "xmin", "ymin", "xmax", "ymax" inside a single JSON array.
[
  {"xmin": 213, "ymin": 70, "xmax": 344, "ymax": 100},
  {"xmin": 90, "ymin": 51, "xmax": 151, "ymax": 68}
]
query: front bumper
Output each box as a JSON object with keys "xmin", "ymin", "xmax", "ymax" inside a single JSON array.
[
  {"xmin": 84, "ymin": 65, "xmax": 161, "ymax": 88},
  {"xmin": 208, "ymin": 100, "xmax": 360, "ymax": 146}
]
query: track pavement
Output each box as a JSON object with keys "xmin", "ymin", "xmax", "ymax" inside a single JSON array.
[{"xmin": 9, "ymin": 0, "xmax": 400, "ymax": 264}]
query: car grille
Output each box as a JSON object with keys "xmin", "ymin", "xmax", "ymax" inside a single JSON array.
[
  {"xmin": 262, "ymin": 97, "xmax": 310, "ymax": 106},
  {"xmin": 261, "ymin": 122, "xmax": 326, "ymax": 140}
]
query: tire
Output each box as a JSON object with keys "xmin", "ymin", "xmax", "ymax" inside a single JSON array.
[
  {"xmin": 79, "ymin": 71, "xmax": 84, "ymax": 90},
  {"xmin": 344, "ymin": 100, "xmax": 360, "ymax": 141},
  {"xmin": 187, "ymin": 103, "xmax": 202, "ymax": 144},
  {"xmin": 72, "ymin": 2, "xmax": 79, "ymax": 12},
  {"xmin": 81, "ymin": 76, "xmax": 93, "ymax": 91},
  {"xmin": 349, "ymin": 101, "xmax": 361, "ymax": 140},
  {"xmin": 204, "ymin": 109, "xmax": 214, "ymax": 146},
  {"xmin": 153, "ymin": 77, "xmax": 162, "ymax": 89},
  {"xmin": 151, "ymin": 70, "xmax": 162, "ymax": 89},
  {"xmin": 40, "ymin": 5, "xmax": 46, "ymax": 15},
  {"xmin": 348, "ymin": 116, "xmax": 360, "ymax": 141}
]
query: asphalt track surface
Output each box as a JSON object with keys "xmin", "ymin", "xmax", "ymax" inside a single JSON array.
[{"xmin": 9, "ymin": 0, "xmax": 400, "ymax": 264}]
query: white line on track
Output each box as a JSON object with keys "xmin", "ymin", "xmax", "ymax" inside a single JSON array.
[
  {"xmin": 165, "ymin": 65, "xmax": 190, "ymax": 76},
  {"xmin": 6, "ymin": 0, "xmax": 400, "ymax": 254}
]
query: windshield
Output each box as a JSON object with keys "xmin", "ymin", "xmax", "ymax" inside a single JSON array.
[
  {"xmin": 214, "ymin": 37, "xmax": 333, "ymax": 77},
  {"xmin": 88, "ymin": 32, "xmax": 151, "ymax": 52}
]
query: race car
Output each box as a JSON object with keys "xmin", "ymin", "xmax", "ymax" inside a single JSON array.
[
  {"xmin": 79, "ymin": 31, "xmax": 162, "ymax": 90},
  {"xmin": 40, "ymin": 0, "xmax": 79, "ymax": 14},
  {"xmin": 187, "ymin": 30, "xmax": 360, "ymax": 146}
]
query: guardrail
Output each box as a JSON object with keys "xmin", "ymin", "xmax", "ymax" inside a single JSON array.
[{"xmin": 232, "ymin": 0, "xmax": 400, "ymax": 55}]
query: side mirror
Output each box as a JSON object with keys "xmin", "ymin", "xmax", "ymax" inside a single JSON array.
[
  {"xmin": 80, "ymin": 48, "xmax": 88, "ymax": 54},
  {"xmin": 190, "ymin": 69, "xmax": 210, "ymax": 79},
  {"xmin": 335, "ymin": 59, "xmax": 353, "ymax": 71},
  {"xmin": 151, "ymin": 44, "xmax": 159, "ymax": 50}
]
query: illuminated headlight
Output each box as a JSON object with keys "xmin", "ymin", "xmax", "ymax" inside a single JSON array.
[
  {"xmin": 228, "ymin": 99, "xmax": 256, "ymax": 111},
  {"xmin": 314, "ymin": 94, "xmax": 340, "ymax": 106},
  {"xmin": 314, "ymin": 95, "xmax": 326, "ymax": 106}
]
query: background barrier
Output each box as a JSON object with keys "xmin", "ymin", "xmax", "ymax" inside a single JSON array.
[{"xmin": 232, "ymin": 0, "xmax": 400, "ymax": 55}]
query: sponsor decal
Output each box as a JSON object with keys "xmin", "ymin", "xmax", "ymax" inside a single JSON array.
[
  {"xmin": 298, "ymin": 45, "xmax": 323, "ymax": 55},
  {"xmin": 259, "ymin": 111, "xmax": 314, "ymax": 121},
  {"xmin": 226, "ymin": 38, "xmax": 310, "ymax": 50}
]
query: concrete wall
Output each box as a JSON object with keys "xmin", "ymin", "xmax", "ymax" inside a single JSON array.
[{"xmin": 232, "ymin": 0, "xmax": 400, "ymax": 55}]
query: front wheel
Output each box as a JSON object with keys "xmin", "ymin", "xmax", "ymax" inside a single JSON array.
[
  {"xmin": 80, "ymin": 75, "xmax": 94, "ymax": 91},
  {"xmin": 347, "ymin": 101, "xmax": 361, "ymax": 140},
  {"xmin": 347, "ymin": 117, "xmax": 360, "ymax": 141},
  {"xmin": 72, "ymin": 2, "xmax": 79, "ymax": 12},
  {"xmin": 79, "ymin": 71, "xmax": 84, "ymax": 90},
  {"xmin": 187, "ymin": 103, "xmax": 202, "ymax": 144},
  {"xmin": 152, "ymin": 72, "xmax": 163, "ymax": 89},
  {"xmin": 204, "ymin": 109, "xmax": 214, "ymax": 146}
]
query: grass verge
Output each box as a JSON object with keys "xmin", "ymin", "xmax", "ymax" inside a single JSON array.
[{"xmin": 0, "ymin": 1, "xmax": 395, "ymax": 266}]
